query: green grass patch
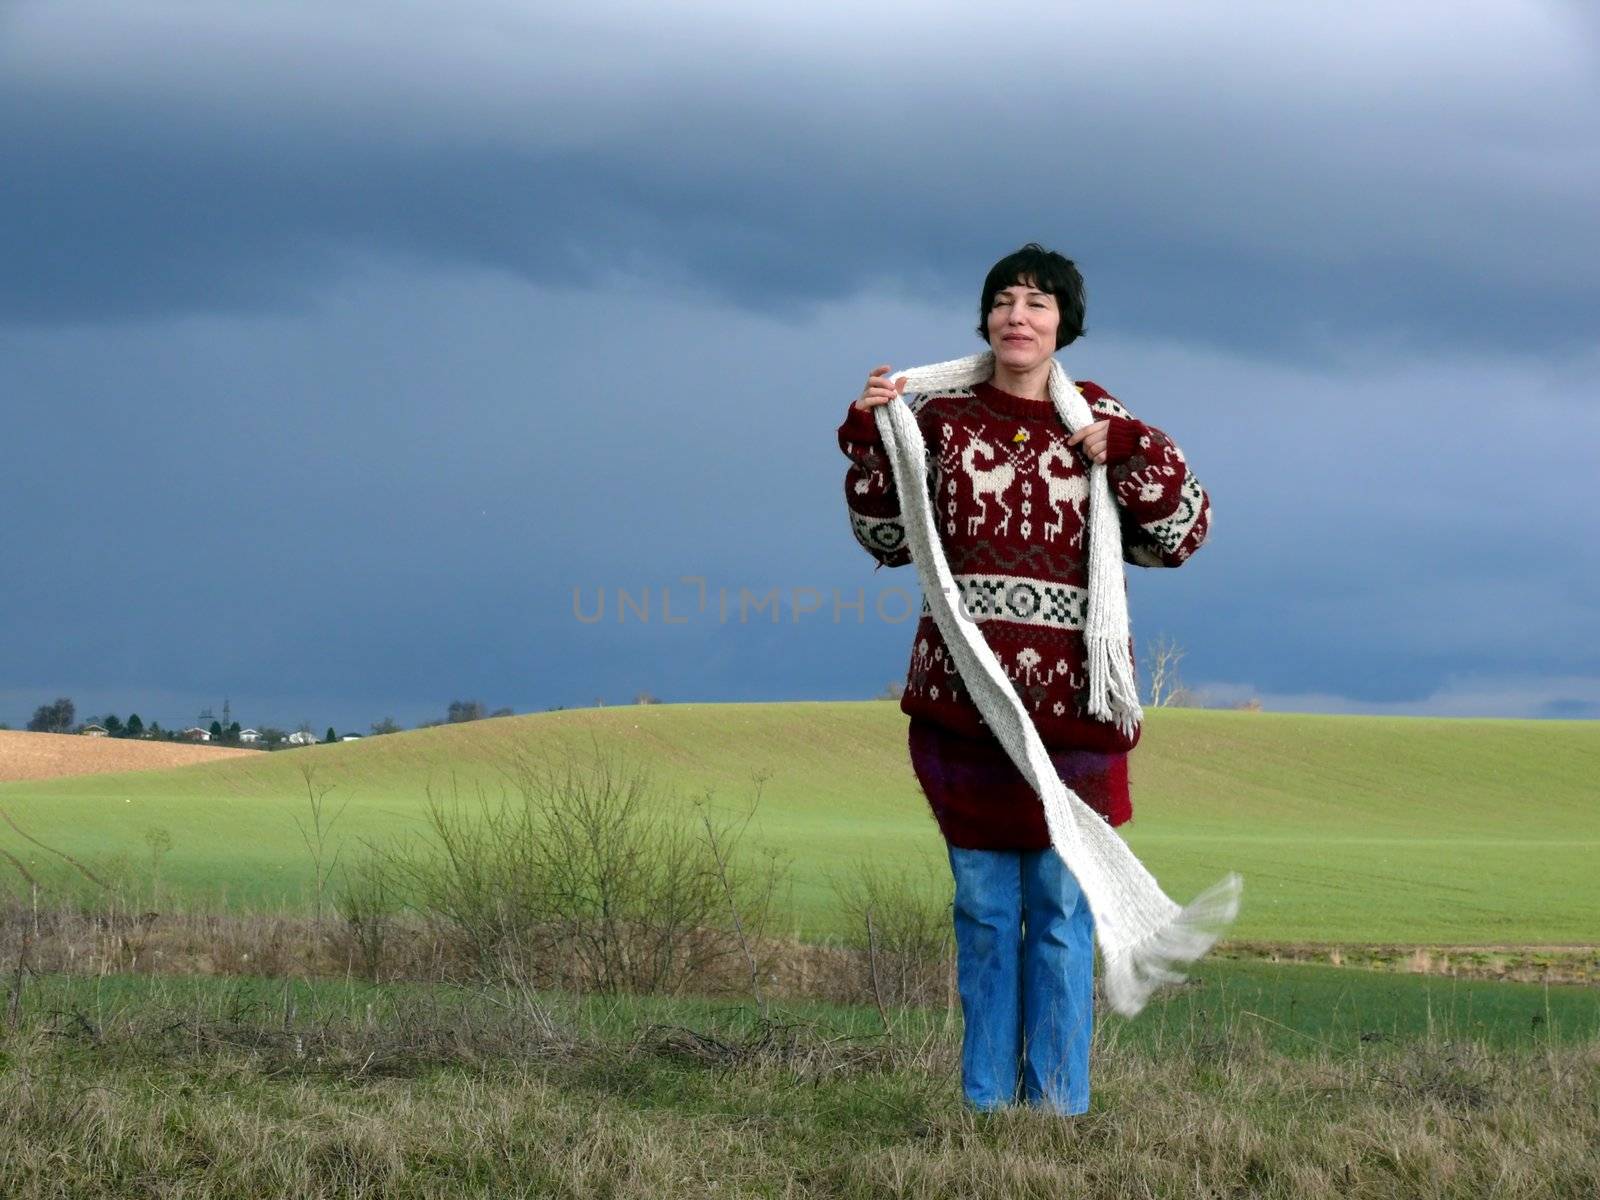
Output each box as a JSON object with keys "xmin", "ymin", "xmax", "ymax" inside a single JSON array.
[{"xmin": 17, "ymin": 957, "xmax": 1599, "ymax": 1057}]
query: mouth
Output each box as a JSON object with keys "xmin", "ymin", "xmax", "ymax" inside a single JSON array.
[{"xmin": 1001, "ymin": 335, "xmax": 1031, "ymax": 345}]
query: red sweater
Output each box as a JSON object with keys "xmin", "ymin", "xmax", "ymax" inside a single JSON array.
[{"xmin": 838, "ymin": 376, "xmax": 1211, "ymax": 847}]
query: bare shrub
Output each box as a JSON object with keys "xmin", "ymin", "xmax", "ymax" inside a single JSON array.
[
  {"xmin": 358, "ymin": 734, "xmax": 786, "ymax": 999},
  {"xmin": 1376, "ymin": 1040, "xmax": 1503, "ymax": 1111},
  {"xmin": 293, "ymin": 763, "xmax": 350, "ymax": 942},
  {"xmin": 331, "ymin": 847, "xmax": 401, "ymax": 982},
  {"xmin": 831, "ymin": 856, "xmax": 954, "ymax": 1015}
]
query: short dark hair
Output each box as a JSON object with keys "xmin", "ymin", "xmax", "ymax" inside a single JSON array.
[{"xmin": 976, "ymin": 243, "xmax": 1087, "ymax": 350}]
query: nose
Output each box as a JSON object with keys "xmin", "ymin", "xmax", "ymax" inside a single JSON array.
[{"xmin": 1007, "ymin": 304, "xmax": 1028, "ymax": 325}]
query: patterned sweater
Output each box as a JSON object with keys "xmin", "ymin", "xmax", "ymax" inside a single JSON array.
[{"xmin": 839, "ymin": 376, "xmax": 1210, "ymax": 756}]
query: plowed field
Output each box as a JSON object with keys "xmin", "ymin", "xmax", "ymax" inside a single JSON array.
[{"xmin": 0, "ymin": 730, "xmax": 258, "ymax": 782}]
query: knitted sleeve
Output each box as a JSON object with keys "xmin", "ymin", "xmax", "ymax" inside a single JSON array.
[
  {"xmin": 837, "ymin": 397, "xmax": 930, "ymax": 570},
  {"xmin": 1087, "ymin": 387, "xmax": 1211, "ymax": 568}
]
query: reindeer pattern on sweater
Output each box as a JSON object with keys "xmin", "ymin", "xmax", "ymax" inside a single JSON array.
[{"xmin": 838, "ymin": 378, "xmax": 1210, "ymax": 753}]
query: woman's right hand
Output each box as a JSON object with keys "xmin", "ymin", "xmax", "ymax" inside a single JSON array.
[{"xmin": 853, "ymin": 364, "xmax": 907, "ymax": 412}]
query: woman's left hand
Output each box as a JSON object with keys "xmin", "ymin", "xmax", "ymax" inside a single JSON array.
[{"xmin": 1066, "ymin": 420, "xmax": 1111, "ymax": 464}]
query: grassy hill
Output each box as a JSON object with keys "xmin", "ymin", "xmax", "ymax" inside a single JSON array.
[{"xmin": 1, "ymin": 703, "xmax": 1596, "ymax": 945}]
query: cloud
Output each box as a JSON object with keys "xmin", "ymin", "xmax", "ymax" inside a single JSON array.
[
  {"xmin": 4, "ymin": 0, "xmax": 1598, "ymax": 733},
  {"xmin": 2, "ymin": 1, "xmax": 1596, "ymax": 359},
  {"xmin": 3, "ymin": 256, "xmax": 1596, "ymax": 729},
  {"xmin": 1189, "ymin": 673, "xmax": 1600, "ymax": 719}
]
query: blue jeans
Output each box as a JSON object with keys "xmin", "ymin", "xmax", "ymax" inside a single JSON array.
[{"xmin": 947, "ymin": 845, "xmax": 1095, "ymax": 1114}]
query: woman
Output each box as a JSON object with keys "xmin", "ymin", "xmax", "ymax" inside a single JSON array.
[{"xmin": 836, "ymin": 243, "xmax": 1212, "ymax": 1113}]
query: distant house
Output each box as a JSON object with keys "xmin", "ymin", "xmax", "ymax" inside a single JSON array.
[
  {"xmin": 285, "ymin": 730, "xmax": 318, "ymax": 745},
  {"xmin": 81, "ymin": 724, "xmax": 108, "ymax": 737},
  {"xmin": 238, "ymin": 728, "xmax": 261, "ymax": 744},
  {"xmin": 339, "ymin": 733, "xmax": 362, "ymax": 742},
  {"xmin": 180, "ymin": 726, "xmax": 211, "ymax": 742}
]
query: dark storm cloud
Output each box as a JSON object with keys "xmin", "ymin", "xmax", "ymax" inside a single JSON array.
[
  {"xmin": 3, "ymin": 2, "xmax": 1598, "ymax": 729},
  {"xmin": 2, "ymin": 2, "xmax": 1597, "ymax": 360},
  {"xmin": 2, "ymin": 261, "xmax": 1596, "ymax": 728}
]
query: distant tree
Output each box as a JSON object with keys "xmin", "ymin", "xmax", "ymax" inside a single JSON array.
[
  {"xmin": 488, "ymin": 706, "xmax": 515, "ymax": 718},
  {"xmin": 125, "ymin": 713, "xmax": 144, "ymax": 738},
  {"xmin": 1166, "ymin": 686, "xmax": 1201, "ymax": 708},
  {"xmin": 28, "ymin": 697, "xmax": 75, "ymax": 734},
  {"xmin": 1145, "ymin": 633, "xmax": 1188, "ymax": 707},
  {"xmin": 1233, "ymin": 697, "xmax": 1264, "ymax": 713},
  {"xmin": 148, "ymin": 720, "xmax": 164, "ymax": 739},
  {"xmin": 633, "ymin": 692, "xmax": 658, "ymax": 705},
  {"xmin": 324, "ymin": 726, "xmax": 338, "ymax": 744},
  {"xmin": 369, "ymin": 716, "xmax": 403, "ymax": 736},
  {"xmin": 447, "ymin": 700, "xmax": 485, "ymax": 724},
  {"xmin": 104, "ymin": 714, "xmax": 124, "ymax": 736},
  {"xmin": 226, "ymin": 721, "xmax": 241, "ymax": 741},
  {"xmin": 209, "ymin": 719, "xmax": 223, "ymax": 739},
  {"xmin": 0, "ymin": 723, "xmax": 10, "ymax": 730},
  {"xmin": 259, "ymin": 727, "xmax": 288, "ymax": 748},
  {"xmin": 876, "ymin": 680, "xmax": 905, "ymax": 701}
]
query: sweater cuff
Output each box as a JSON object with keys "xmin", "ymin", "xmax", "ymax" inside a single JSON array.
[
  {"xmin": 838, "ymin": 400, "xmax": 885, "ymax": 448},
  {"xmin": 1102, "ymin": 415, "xmax": 1148, "ymax": 464}
]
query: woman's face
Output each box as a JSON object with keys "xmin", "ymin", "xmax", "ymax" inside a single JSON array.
[{"xmin": 986, "ymin": 276, "xmax": 1060, "ymax": 373}]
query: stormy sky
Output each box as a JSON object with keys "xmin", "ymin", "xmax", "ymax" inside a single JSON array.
[{"xmin": 3, "ymin": 0, "xmax": 1597, "ymax": 733}]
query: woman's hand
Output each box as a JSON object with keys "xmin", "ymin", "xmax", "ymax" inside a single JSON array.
[
  {"xmin": 853, "ymin": 364, "xmax": 906, "ymax": 412},
  {"xmin": 1066, "ymin": 419, "xmax": 1111, "ymax": 464}
]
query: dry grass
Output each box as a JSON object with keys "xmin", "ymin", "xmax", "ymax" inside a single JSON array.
[
  {"xmin": 0, "ymin": 729, "xmax": 257, "ymax": 782},
  {"xmin": 0, "ymin": 973, "xmax": 1595, "ymax": 1198},
  {"xmin": 0, "ymin": 891, "xmax": 923, "ymax": 1013},
  {"xmin": 1218, "ymin": 940, "xmax": 1600, "ymax": 985}
]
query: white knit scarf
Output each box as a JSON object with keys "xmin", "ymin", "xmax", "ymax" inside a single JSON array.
[{"xmin": 875, "ymin": 350, "xmax": 1242, "ymax": 1017}]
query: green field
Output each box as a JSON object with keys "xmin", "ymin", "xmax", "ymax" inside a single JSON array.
[{"xmin": 2, "ymin": 703, "xmax": 1597, "ymax": 945}]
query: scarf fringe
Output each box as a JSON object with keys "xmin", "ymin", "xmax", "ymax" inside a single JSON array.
[
  {"xmin": 1085, "ymin": 633, "xmax": 1143, "ymax": 739},
  {"xmin": 1100, "ymin": 872, "xmax": 1244, "ymax": 1017}
]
